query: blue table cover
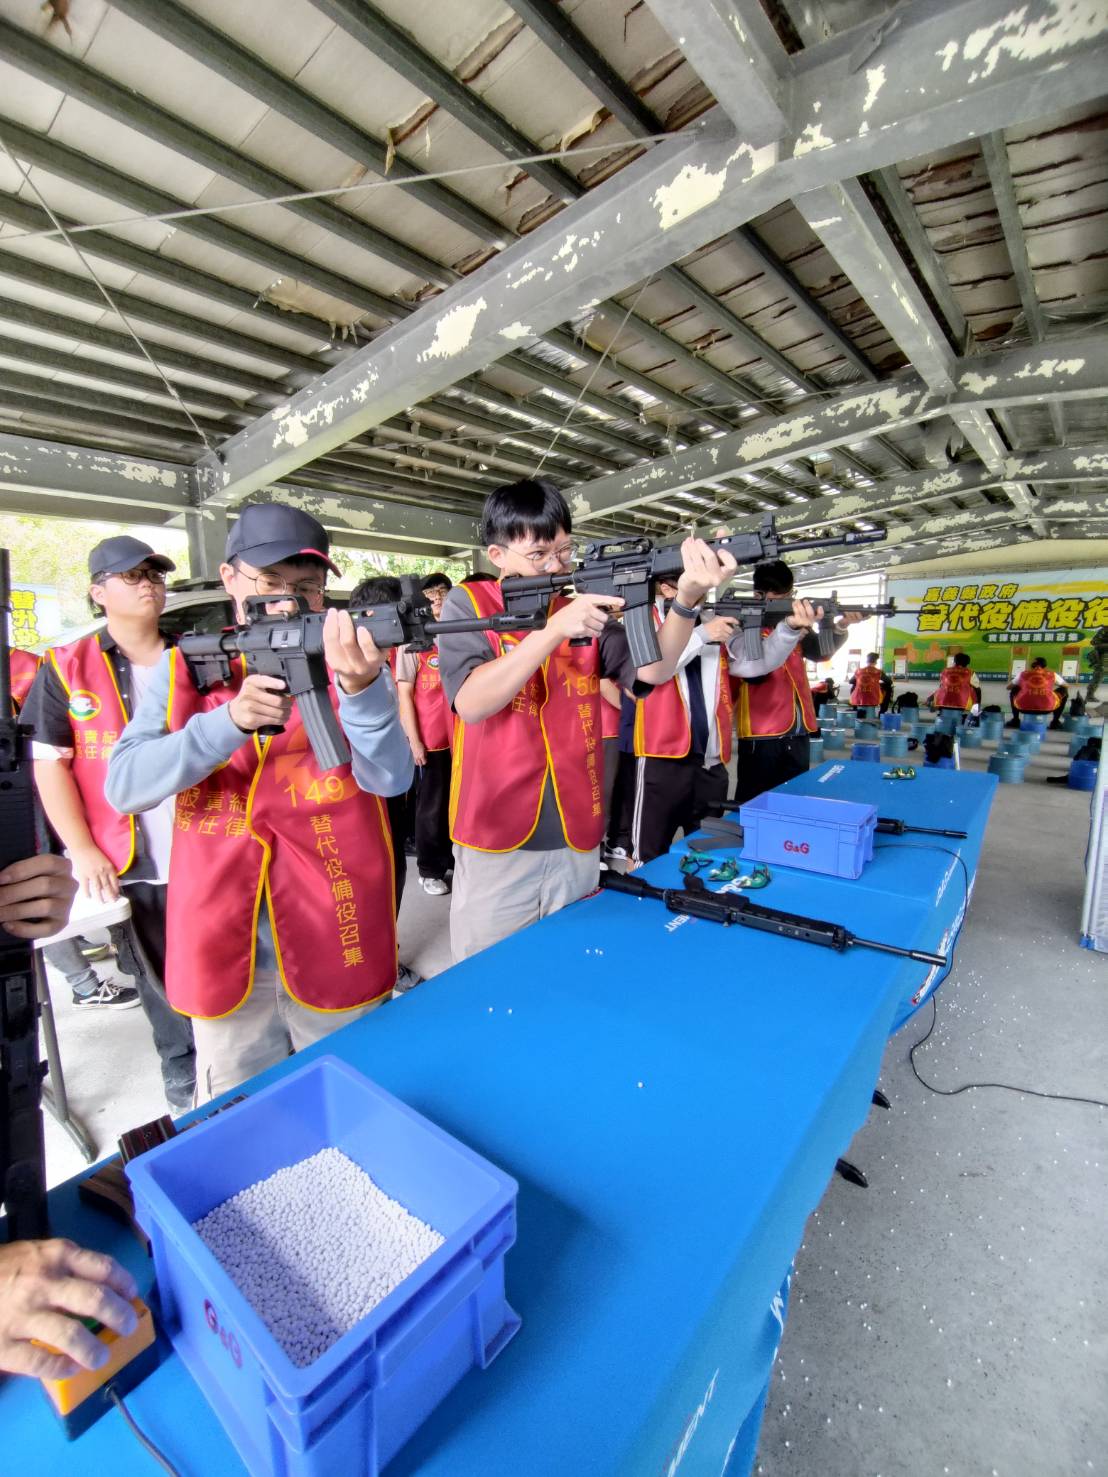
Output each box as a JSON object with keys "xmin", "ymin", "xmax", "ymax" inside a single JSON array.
[{"xmin": 2, "ymin": 765, "xmax": 994, "ymax": 1476}]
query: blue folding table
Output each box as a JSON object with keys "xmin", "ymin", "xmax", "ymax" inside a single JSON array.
[{"xmin": 2, "ymin": 763, "xmax": 995, "ymax": 1476}]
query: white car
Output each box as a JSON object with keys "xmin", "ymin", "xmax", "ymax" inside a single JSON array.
[{"xmin": 33, "ymin": 581, "xmax": 234, "ymax": 655}]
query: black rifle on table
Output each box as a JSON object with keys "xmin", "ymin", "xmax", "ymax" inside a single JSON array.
[
  {"xmin": 499, "ymin": 515, "xmax": 886, "ymax": 669},
  {"xmin": 706, "ymin": 591, "xmax": 897, "ymax": 662},
  {"xmin": 178, "ymin": 575, "xmax": 548, "ymax": 772},
  {"xmin": 600, "ymin": 870, "xmax": 948, "ymax": 967},
  {"xmin": 0, "ymin": 548, "xmax": 50, "ymax": 1241}
]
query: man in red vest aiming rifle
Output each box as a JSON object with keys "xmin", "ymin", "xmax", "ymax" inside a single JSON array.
[
  {"xmin": 435, "ymin": 478, "xmax": 738, "ymax": 960},
  {"xmin": 23, "ymin": 537, "xmax": 195, "ymax": 1109},
  {"xmin": 106, "ymin": 505, "xmax": 413, "ymax": 1101},
  {"xmin": 728, "ymin": 560, "xmax": 862, "ymax": 804},
  {"xmin": 624, "ymin": 576, "xmax": 738, "ymax": 865}
]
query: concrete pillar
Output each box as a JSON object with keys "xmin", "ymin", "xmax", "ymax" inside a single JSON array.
[{"xmin": 185, "ymin": 506, "xmax": 228, "ymax": 581}]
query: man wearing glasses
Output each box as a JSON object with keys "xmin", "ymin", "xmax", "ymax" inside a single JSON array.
[
  {"xmin": 107, "ymin": 506, "xmax": 412, "ymax": 1101},
  {"xmin": 22, "ymin": 536, "xmax": 196, "ymax": 1110},
  {"xmin": 437, "ymin": 478, "xmax": 736, "ymax": 959}
]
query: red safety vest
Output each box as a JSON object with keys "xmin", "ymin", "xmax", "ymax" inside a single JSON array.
[
  {"xmin": 46, "ymin": 636, "xmax": 137, "ymax": 874},
  {"xmin": 736, "ymin": 639, "xmax": 818, "ymax": 739},
  {"xmin": 935, "ymin": 665, "xmax": 975, "ymax": 710},
  {"xmin": 1012, "ymin": 667, "xmax": 1057, "ymax": 712},
  {"xmin": 449, "ymin": 580, "xmax": 604, "ymax": 853},
  {"xmin": 601, "ymin": 694, "xmax": 622, "ymax": 740},
  {"xmin": 411, "ymin": 646, "xmax": 451, "ymax": 752},
  {"xmin": 9, "ymin": 648, "xmax": 40, "ymax": 713},
  {"xmin": 163, "ymin": 650, "xmax": 397, "ymax": 1018},
  {"xmin": 851, "ymin": 665, "xmax": 884, "ymax": 707},
  {"xmin": 632, "ymin": 609, "xmax": 733, "ymax": 762}
]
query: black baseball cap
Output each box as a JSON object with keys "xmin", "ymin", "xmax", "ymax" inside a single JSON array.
[
  {"xmin": 88, "ymin": 536, "xmax": 176, "ymax": 578},
  {"xmin": 226, "ymin": 504, "xmax": 340, "ymax": 576}
]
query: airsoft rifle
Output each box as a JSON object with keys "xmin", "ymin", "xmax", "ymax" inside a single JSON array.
[
  {"xmin": 499, "ymin": 515, "xmax": 887, "ymax": 668},
  {"xmin": 600, "ymin": 870, "xmax": 948, "ymax": 967},
  {"xmin": 178, "ymin": 576, "xmax": 548, "ymax": 771},
  {"xmin": 705, "ymin": 591, "xmax": 897, "ymax": 661}
]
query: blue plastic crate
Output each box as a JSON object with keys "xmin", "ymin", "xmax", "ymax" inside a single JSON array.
[
  {"xmin": 739, "ymin": 791, "xmax": 876, "ymax": 878},
  {"xmin": 852, "ymin": 741, "xmax": 881, "ymax": 763},
  {"xmin": 127, "ymin": 1056, "xmax": 520, "ymax": 1477},
  {"xmin": 1019, "ymin": 714, "xmax": 1049, "ymax": 732}
]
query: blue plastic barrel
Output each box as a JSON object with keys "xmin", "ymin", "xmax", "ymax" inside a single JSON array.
[
  {"xmin": 981, "ymin": 716, "xmax": 1004, "ymax": 742},
  {"xmin": 822, "ymin": 729, "xmax": 846, "ymax": 752},
  {"xmin": 880, "ymin": 712, "xmax": 902, "ymax": 731},
  {"xmin": 1069, "ymin": 733, "xmax": 1093, "ymax": 758},
  {"xmin": 1019, "ymin": 714, "xmax": 1049, "ymax": 732},
  {"xmin": 988, "ymin": 753, "xmax": 1026, "ymax": 783},
  {"xmin": 1068, "ymin": 759, "xmax": 1098, "ymax": 790},
  {"xmin": 959, "ymin": 727, "xmax": 984, "ymax": 748},
  {"xmin": 852, "ymin": 741, "xmax": 881, "ymax": 763},
  {"xmin": 855, "ymin": 721, "xmax": 880, "ymax": 741},
  {"xmin": 880, "ymin": 733, "xmax": 909, "ymax": 758},
  {"xmin": 808, "ymin": 737, "xmax": 825, "ymax": 766}
]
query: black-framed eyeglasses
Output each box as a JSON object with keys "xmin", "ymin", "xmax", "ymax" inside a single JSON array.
[{"xmin": 100, "ymin": 566, "xmax": 167, "ymax": 586}]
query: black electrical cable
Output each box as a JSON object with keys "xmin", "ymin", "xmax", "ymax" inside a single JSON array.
[
  {"xmin": 876, "ymin": 840, "xmax": 1108, "ymax": 1110},
  {"xmin": 909, "ymin": 994, "xmax": 1108, "ymax": 1109},
  {"xmin": 106, "ymin": 1386, "xmax": 182, "ymax": 1476}
]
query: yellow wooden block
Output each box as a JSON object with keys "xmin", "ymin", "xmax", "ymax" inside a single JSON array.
[{"xmin": 39, "ymin": 1297, "xmax": 155, "ymax": 1418}]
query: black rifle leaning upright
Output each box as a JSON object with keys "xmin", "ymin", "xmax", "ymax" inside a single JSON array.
[
  {"xmin": 178, "ymin": 575, "xmax": 549, "ymax": 771},
  {"xmin": 499, "ymin": 515, "xmax": 888, "ymax": 668},
  {"xmin": 0, "ymin": 548, "xmax": 49, "ymax": 1241}
]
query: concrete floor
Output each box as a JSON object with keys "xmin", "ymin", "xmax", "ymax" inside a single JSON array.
[
  {"xmin": 40, "ymin": 726, "xmax": 1107, "ymax": 1477},
  {"xmin": 756, "ymin": 729, "xmax": 1108, "ymax": 1477}
]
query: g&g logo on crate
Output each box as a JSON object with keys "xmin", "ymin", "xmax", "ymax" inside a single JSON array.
[
  {"xmin": 204, "ymin": 1298, "xmax": 243, "ymax": 1367},
  {"xmin": 783, "ymin": 839, "xmax": 810, "ymax": 855}
]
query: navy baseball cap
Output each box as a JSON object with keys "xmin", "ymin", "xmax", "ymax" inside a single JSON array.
[
  {"xmin": 226, "ymin": 504, "xmax": 340, "ymax": 575},
  {"xmin": 88, "ymin": 536, "xmax": 176, "ymax": 578}
]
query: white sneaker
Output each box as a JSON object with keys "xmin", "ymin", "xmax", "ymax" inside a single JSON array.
[{"xmin": 420, "ymin": 876, "xmax": 449, "ymax": 896}]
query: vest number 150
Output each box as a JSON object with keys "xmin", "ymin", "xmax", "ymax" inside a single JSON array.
[{"xmin": 561, "ymin": 672, "xmax": 599, "ymax": 698}]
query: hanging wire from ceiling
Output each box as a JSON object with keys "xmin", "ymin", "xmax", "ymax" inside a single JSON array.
[
  {"xmin": 0, "ymin": 136, "xmax": 216, "ymax": 451},
  {"xmin": 531, "ymin": 280, "xmax": 654, "ymax": 477},
  {"xmin": 0, "ymin": 135, "xmax": 680, "ymax": 245}
]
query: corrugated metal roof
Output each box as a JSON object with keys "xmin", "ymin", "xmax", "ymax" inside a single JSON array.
[{"xmin": 0, "ymin": 0, "xmax": 1103, "ymax": 565}]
